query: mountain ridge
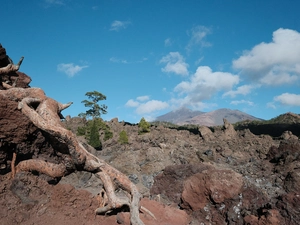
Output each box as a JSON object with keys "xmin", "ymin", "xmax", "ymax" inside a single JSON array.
[{"xmin": 155, "ymin": 107, "xmax": 263, "ymax": 126}]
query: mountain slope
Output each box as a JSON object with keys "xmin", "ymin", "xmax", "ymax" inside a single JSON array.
[
  {"xmin": 155, "ymin": 107, "xmax": 204, "ymax": 124},
  {"xmin": 155, "ymin": 108, "xmax": 263, "ymax": 126}
]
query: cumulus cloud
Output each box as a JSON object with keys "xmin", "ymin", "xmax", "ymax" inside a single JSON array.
[
  {"xmin": 223, "ymin": 85, "xmax": 256, "ymax": 98},
  {"xmin": 57, "ymin": 63, "xmax": 88, "ymax": 77},
  {"xmin": 174, "ymin": 66, "xmax": 239, "ymax": 102},
  {"xmin": 274, "ymin": 93, "xmax": 300, "ymax": 106},
  {"xmin": 110, "ymin": 20, "xmax": 131, "ymax": 31},
  {"xmin": 186, "ymin": 25, "xmax": 212, "ymax": 52},
  {"xmin": 160, "ymin": 52, "xmax": 189, "ymax": 76},
  {"xmin": 125, "ymin": 99, "xmax": 139, "ymax": 107},
  {"xmin": 233, "ymin": 28, "xmax": 300, "ymax": 85},
  {"xmin": 136, "ymin": 100, "xmax": 169, "ymax": 114},
  {"xmin": 125, "ymin": 97, "xmax": 169, "ymax": 115},
  {"xmin": 136, "ymin": 95, "xmax": 150, "ymax": 101}
]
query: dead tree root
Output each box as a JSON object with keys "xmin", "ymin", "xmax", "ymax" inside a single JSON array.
[
  {"xmin": 4, "ymin": 88, "xmax": 147, "ymax": 225},
  {"xmin": 11, "ymin": 152, "xmax": 17, "ymax": 178},
  {"xmin": 16, "ymin": 159, "xmax": 67, "ymax": 177},
  {"xmin": 0, "ymin": 56, "xmax": 24, "ymax": 75}
]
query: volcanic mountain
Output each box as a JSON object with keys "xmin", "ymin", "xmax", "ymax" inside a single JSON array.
[{"xmin": 155, "ymin": 107, "xmax": 263, "ymax": 126}]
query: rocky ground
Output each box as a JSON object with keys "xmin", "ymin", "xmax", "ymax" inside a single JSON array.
[
  {"xmin": 1, "ymin": 107, "xmax": 300, "ymax": 224},
  {"xmin": 1, "ymin": 43, "xmax": 299, "ymax": 224},
  {"xmin": 68, "ymin": 117, "xmax": 300, "ymax": 224}
]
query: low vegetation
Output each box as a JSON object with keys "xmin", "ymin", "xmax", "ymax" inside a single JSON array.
[
  {"xmin": 118, "ymin": 130, "xmax": 129, "ymax": 144},
  {"xmin": 138, "ymin": 117, "xmax": 150, "ymax": 134}
]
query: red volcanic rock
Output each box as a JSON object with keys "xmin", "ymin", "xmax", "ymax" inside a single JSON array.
[
  {"xmin": 244, "ymin": 209, "xmax": 284, "ymax": 225},
  {"xmin": 276, "ymin": 192, "xmax": 300, "ymax": 225},
  {"xmin": 0, "ymin": 95, "xmax": 36, "ymax": 144},
  {"xmin": 0, "ymin": 91, "xmax": 65, "ymax": 174},
  {"xmin": 267, "ymin": 140, "xmax": 300, "ymax": 164},
  {"xmin": 1, "ymin": 71, "xmax": 32, "ymax": 89},
  {"xmin": 181, "ymin": 168, "xmax": 243, "ymax": 211},
  {"xmin": 284, "ymin": 169, "xmax": 300, "ymax": 193},
  {"xmin": 116, "ymin": 198, "xmax": 190, "ymax": 225},
  {"xmin": 0, "ymin": 44, "xmax": 31, "ymax": 88},
  {"xmin": 0, "ymin": 44, "xmax": 10, "ymax": 67},
  {"xmin": 13, "ymin": 71, "xmax": 32, "ymax": 88},
  {"xmin": 150, "ymin": 163, "xmax": 213, "ymax": 204}
]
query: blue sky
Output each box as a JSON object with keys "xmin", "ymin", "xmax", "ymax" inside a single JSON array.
[{"xmin": 2, "ymin": 0, "xmax": 300, "ymax": 123}]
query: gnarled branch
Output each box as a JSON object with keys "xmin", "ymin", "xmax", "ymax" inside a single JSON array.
[{"xmin": 0, "ymin": 56, "xmax": 24, "ymax": 75}]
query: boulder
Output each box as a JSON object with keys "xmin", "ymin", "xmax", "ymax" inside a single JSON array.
[
  {"xmin": 150, "ymin": 163, "xmax": 213, "ymax": 204},
  {"xmin": 181, "ymin": 167, "xmax": 243, "ymax": 211},
  {"xmin": 198, "ymin": 126, "xmax": 214, "ymax": 141}
]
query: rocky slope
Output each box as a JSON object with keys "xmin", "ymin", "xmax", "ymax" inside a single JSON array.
[
  {"xmin": 64, "ymin": 116, "xmax": 300, "ymax": 225},
  {"xmin": 1, "ymin": 98, "xmax": 300, "ymax": 224}
]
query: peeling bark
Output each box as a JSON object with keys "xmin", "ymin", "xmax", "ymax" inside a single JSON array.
[{"xmin": 0, "ymin": 86, "xmax": 145, "ymax": 225}]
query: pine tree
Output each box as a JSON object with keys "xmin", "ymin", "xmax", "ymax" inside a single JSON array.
[
  {"xmin": 119, "ymin": 130, "xmax": 129, "ymax": 144},
  {"xmin": 88, "ymin": 120, "xmax": 102, "ymax": 150},
  {"xmin": 138, "ymin": 117, "xmax": 150, "ymax": 134}
]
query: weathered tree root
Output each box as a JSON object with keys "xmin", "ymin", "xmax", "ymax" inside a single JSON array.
[
  {"xmin": 16, "ymin": 159, "xmax": 67, "ymax": 177},
  {"xmin": 0, "ymin": 56, "xmax": 24, "ymax": 75},
  {"xmin": 5, "ymin": 87, "xmax": 145, "ymax": 225},
  {"xmin": 10, "ymin": 152, "xmax": 17, "ymax": 179}
]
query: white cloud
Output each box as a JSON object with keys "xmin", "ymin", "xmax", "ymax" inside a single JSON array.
[
  {"xmin": 267, "ymin": 102, "xmax": 276, "ymax": 109},
  {"xmin": 230, "ymin": 100, "xmax": 254, "ymax": 106},
  {"xmin": 110, "ymin": 57, "xmax": 128, "ymax": 64},
  {"xmin": 125, "ymin": 99, "xmax": 139, "ymax": 107},
  {"xmin": 125, "ymin": 97, "xmax": 169, "ymax": 115},
  {"xmin": 223, "ymin": 85, "xmax": 255, "ymax": 98},
  {"xmin": 160, "ymin": 52, "xmax": 189, "ymax": 76},
  {"xmin": 195, "ymin": 57, "xmax": 204, "ymax": 65},
  {"xmin": 274, "ymin": 93, "xmax": 300, "ymax": 106},
  {"xmin": 170, "ymin": 96, "xmax": 214, "ymax": 111},
  {"xmin": 259, "ymin": 71, "xmax": 298, "ymax": 85},
  {"xmin": 174, "ymin": 66, "xmax": 239, "ymax": 102},
  {"xmin": 186, "ymin": 25, "xmax": 212, "ymax": 52},
  {"xmin": 136, "ymin": 95, "xmax": 150, "ymax": 101},
  {"xmin": 164, "ymin": 38, "xmax": 172, "ymax": 47},
  {"xmin": 110, "ymin": 20, "xmax": 131, "ymax": 31},
  {"xmin": 57, "ymin": 63, "xmax": 88, "ymax": 77},
  {"xmin": 136, "ymin": 100, "xmax": 169, "ymax": 114},
  {"xmin": 110, "ymin": 57, "xmax": 147, "ymax": 64},
  {"xmin": 233, "ymin": 28, "xmax": 300, "ymax": 86}
]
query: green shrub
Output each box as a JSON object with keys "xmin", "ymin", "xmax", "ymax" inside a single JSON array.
[
  {"xmin": 119, "ymin": 130, "xmax": 129, "ymax": 144},
  {"xmin": 104, "ymin": 130, "xmax": 113, "ymax": 141},
  {"xmin": 88, "ymin": 120, "xmax": 102, "ymax": 150},
  {"xmin": 76, "ymin": 117, "xmax": 113, "ymax": 148},
  {"xmin": 138, "ymin": 117, "xmax": 150, "ymax": 134},
  {"xmin": 77, "ymin": 126, "xmax": 86, "ymax": 136}
]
